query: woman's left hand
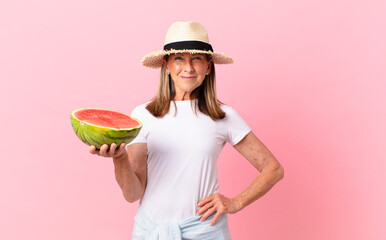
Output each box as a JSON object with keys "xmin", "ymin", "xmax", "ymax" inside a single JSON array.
[{"xmin": 196, "ymin": 193, "xmax": 242, "ymax": 225}]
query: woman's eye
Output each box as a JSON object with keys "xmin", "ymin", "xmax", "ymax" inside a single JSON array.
[
  {"xmin": 192, "ymin": 57, "xmax": 202, "ymax": 61},
  {"xmin": 174, "ymin": 56, "xmax": 183, "ymax": 60}
]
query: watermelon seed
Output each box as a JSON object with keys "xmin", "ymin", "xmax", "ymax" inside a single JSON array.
[{"xmin": 80, "ymin": 121, "xmax": 85, "ymax": 125}]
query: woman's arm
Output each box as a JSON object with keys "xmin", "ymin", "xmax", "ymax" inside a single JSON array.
[
  {"xmin": 197, "ymin": 131, "xmax": 284, "ymax": 225},
  {"xmin": 89, "ymin": 143, "xmax": 148, "ymax": 203}
]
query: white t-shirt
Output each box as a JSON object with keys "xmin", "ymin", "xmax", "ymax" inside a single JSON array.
[{"xmin": 129, "ymin": 100, "xmax": 251, "ymax": 224}]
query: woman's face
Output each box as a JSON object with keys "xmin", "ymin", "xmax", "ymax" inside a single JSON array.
[{"xmin": 163, "ymin": 53, "xmax": 211, "ymax": 101}]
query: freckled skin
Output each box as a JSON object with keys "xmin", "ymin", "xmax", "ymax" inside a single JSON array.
[{"xmin": 196, "ymin": 132, "xmax": 284, "ymax": 225}]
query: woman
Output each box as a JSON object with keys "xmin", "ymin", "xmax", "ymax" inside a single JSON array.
[{"xmin": 90, "ymin": 21, "xmax": 284, "ymax": 239}]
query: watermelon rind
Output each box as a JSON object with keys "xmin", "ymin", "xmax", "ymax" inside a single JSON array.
[{"xmin": 70, "ymin": 108, "xmax": 142, "ymax": 149}]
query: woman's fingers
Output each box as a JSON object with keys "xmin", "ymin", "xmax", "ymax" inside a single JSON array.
[
  {"xmin": 197, "ymin": 194, "xmax": 219, "ymax": 222},
  {"xmin": 99, "ymin": 144, "xmax": 109, "ymax": 156},
  {"xmin": 114, "ymin": 143, "xmax": 125, "ymax": 154},
  {"xmin": 209, "ymin": 211, "xmax": 222, "ymax": 226},
  {"xmin": 197, "ymin": 195, "xmax": 213, "ymax": 207},
  {"xmin": 118, "ymin": 143, "xmax": 126, "ymax": 151},
  {"xmin": 89, "ymin": 145, "xmax": 97, "ymax": 154},
  {"xmin": 199, "ymin": 205, "xmax": 218, "ymax": 222},
  {"xmin": 110, "ymin": 143, "xmax": 118, "ymax": 154},
  {"xmin": 89, "ymin": 143, "xmax": 126, "ymax": 158},
  {"xmin": 196, "ymin": 200, "xmax": 214, "ymax": 216},
  {"xmin": 197, "ymin": 193, "xmax": 242, "ymax": 225},
  {"xmin": 88, "ymin": 143, "xmax": 126, "ymax": 157}
]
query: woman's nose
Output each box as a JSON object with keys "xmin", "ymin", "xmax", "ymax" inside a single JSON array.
[{"xmin": 184, "ymin": 61, "xmax": 194, "ymax": 73}]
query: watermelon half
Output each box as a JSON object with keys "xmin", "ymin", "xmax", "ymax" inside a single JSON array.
[{"xmin": 70, "ymin": 108, "xmax": 142, "ymax": 149}]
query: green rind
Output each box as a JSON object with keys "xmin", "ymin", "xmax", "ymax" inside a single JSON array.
[{"xmin": 70, "ymin": 109, "xmax": 142, "ymax": 149}]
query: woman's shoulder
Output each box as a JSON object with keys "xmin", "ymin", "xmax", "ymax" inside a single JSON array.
[
  {"xmin": 131, "ymin": 101, "xmax": 152, "ymax": 119},
  {"xmin": 218, "ymin": 103, "xmax": 248, "ymax": 122},
  {"xmin": 219, "ymin": 104, "xmax": 237, "ymax": 115},
  {"xmin": 132, "ymin": 101, "xmax": 150, "ymax": 111}
]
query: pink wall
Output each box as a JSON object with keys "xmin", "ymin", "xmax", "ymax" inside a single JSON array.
[{"xmin": 1, "ymin": 0, "xmax": 385, "ymax": 239}]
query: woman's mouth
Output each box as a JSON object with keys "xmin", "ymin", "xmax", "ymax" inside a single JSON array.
[{"xmin": 180, "ymin": 76, "xmax": 196, "ymax": 80}]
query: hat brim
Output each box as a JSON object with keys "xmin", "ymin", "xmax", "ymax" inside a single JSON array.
[{"xmin": 141, "ymin": 49, "xmax": 233, "ymax": 69}]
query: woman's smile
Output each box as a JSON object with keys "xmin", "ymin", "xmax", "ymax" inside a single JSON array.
[{"xmin": 180, "ymin": 75, "xmax": 197, "ymax": 80}]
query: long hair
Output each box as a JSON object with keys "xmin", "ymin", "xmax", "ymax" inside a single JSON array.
[{"xmin": 146, "ymin": 54, "xmax": 226, "ymax": 120}]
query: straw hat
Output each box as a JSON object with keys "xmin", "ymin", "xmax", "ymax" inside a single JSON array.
[{"xmin": 141, "ymin": 21, "xmax": 234, "ymax": 68}]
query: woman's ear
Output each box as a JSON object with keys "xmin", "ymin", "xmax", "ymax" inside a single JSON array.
[
  {"xmin": 207, "ymin": 61, "xmax": 212, "ymax": 75},
  {"xmin": 162, "ymin": 59, "xmax": 167, "ymax": 69},
  {"xmin": 162, "ymin": 59, "xmax": 169, "ymax": 74}
]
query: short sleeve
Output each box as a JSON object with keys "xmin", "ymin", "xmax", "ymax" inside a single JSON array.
[
  {"xmin": 127, "ymin": 104, "xmax": 150, "ymax": 145},
  {"xmin": 221, "ymin": 106, "xmax": 251, "ymax": 146}
]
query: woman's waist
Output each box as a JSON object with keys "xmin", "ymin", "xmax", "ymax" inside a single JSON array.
[
  {"xmin": 139, "ymin": 196, "xmax": 199, "ymax": 223},
  {"xmin": 140, "ymin": 192, "xmax": 219, "ymax": 222}
]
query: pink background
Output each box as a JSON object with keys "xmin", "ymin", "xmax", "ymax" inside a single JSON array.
[{"xmin": 1, "ymin": 0, "xmax": 385, "ymax": 239}]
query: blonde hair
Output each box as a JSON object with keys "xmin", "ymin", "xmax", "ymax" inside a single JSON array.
[{"xmin": 146, "ymin": 55, "xmax": 225, "ymax": 120}]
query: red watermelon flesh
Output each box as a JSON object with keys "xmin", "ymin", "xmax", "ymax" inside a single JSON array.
[{"xmin": 74, "ymin": 109, "xmax": 139, "ymax": 129}]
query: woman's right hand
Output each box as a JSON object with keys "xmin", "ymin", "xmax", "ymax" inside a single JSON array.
[{"xmin": 89, "ymin": 143, "xmax": 127, "ymax": 159}]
